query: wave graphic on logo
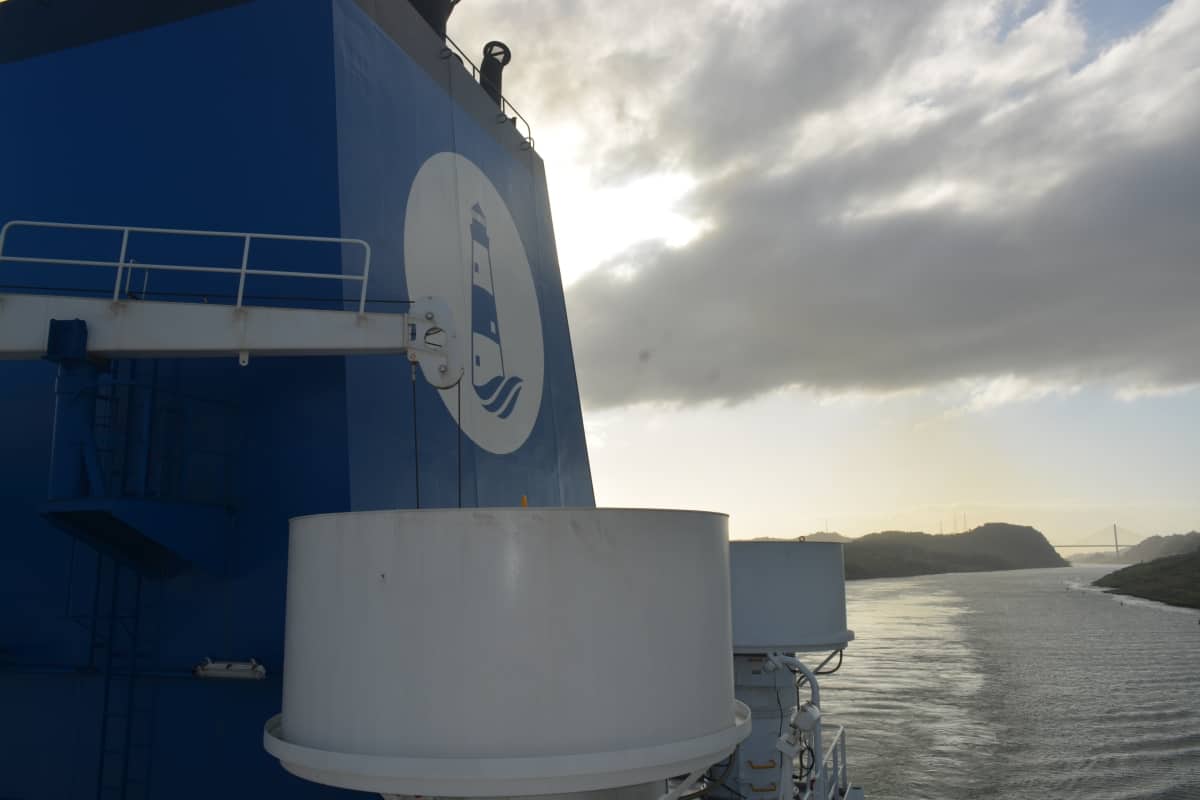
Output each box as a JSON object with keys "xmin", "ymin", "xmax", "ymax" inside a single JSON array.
[
  {"xmin": 477, "ymin": 374, "xmax": 524, "ymax": 420},
  {"xmin": 469, "ymin": 202, "xmax": 524, "ymax": 420}
]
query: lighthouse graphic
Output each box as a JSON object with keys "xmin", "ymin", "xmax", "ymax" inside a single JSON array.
[
  {"xmin": 406, "ymin": 153, "xmax": 544, "ymax": 454},
  {"xmin": 470, "ymin": 201, "xmax": 524, "ymax": 420}
]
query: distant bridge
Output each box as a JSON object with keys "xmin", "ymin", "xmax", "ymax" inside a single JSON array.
[{"xmin": 1049, "ymin": 524, "xmax": 1142, "ymax": 554}]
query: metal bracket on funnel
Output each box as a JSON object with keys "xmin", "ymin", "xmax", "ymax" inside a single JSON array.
[{"xmin": 406, "ymin": 296, "xmax": 462, "ymax": 389}]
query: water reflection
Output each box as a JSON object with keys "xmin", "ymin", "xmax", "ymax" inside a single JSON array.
[{"xmin": 819, "ymin": 566, "xmax": 1200, "ymax": 800}]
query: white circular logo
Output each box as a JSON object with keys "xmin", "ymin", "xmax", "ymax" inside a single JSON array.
[{"xmin": 403, "ymin": 152, "xmax": 544, "ymax": 455}]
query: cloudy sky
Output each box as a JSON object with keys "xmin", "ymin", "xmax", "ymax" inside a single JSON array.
[{"xmin": 452, "ymin": 0, "xmax": 1200, "ymax": 543}]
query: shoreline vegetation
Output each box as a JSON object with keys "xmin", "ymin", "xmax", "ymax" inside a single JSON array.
[
  {"xmin": 765, "ymin": 525, "xmax": 1200, "ymax": 611},
  {"xmin": 841, "ymin": 523, "xmax": 1068, "ymax": 580},
  {"xmin": 761, "ymin": 523, "xmax": 1068, "ymax": 580},
  {"xmin": 1093, "ymin": 551, "xmax": 1200, "ymax": 610}
]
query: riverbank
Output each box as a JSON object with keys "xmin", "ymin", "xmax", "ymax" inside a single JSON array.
[{"xmin": 1093, "ymin": 550, "xmax": 1200, "ymax": 610}]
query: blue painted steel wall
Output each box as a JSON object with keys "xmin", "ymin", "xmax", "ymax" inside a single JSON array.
[
  {"xmin": 0, "ymin": 1, "xmax": 594, "ymax": 797},
  {"xmin": 330, "ymin": 0, "xmax": 593, "ymax": 511}
]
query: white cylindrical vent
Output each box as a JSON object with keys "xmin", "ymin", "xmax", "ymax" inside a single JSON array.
[
  {"xmin": 729, "ymin": 541, "xmax": 853, "ymax": 653},
  {"xmin": 264, "ymin": 508, "xmax": 750, "ymax": 797}
]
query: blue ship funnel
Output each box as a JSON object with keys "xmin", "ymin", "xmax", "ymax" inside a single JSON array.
[{"xmin": 0, "ymin": 0, "xmax": 593, "ymax": 796}]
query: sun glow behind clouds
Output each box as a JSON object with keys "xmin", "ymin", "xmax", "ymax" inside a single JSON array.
[
  {"xmin": 536, "ymin": 123, "xmax": 705, "ymax": 285},
  {"xmin": 452, "ymin": 0, "xmax": 1200, "ymax": 539}
]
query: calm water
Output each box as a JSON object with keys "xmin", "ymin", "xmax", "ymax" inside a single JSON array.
[{"xmin": 821, "ymin": 566, "xmax": 1200, "ymax": 800}]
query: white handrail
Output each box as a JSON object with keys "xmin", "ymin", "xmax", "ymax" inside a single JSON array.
[
  {"xmin": 796, "ymin": 725, "xmax": 848, "ymax": 800},
  {"xmin": 0, "ymin": 220, "xmax": 374, "ymax": 315},
  {"xmin": 822, "ymin": 726, "xmax": 847, "ymax": 800}
]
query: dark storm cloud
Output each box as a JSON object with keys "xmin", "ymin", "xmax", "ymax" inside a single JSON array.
[{"xmin": 454, "ymin": 1, "xmax": 1200, "ymax": 407}]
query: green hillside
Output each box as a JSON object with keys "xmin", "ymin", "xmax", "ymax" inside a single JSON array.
[
  {"xmin": 1094, "ymin": 551, "xmax": 1200, "ymax": 609},
  {"xmin": 844, "ymin": 522, "xmax": 1068, "ymax": 580}
]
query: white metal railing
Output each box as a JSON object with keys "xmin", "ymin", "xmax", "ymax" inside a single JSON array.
[
  {"xmin": 0, "ymin": 220, "xmax": 373, "ymax": 315},
  {"xmin": 823, "ymin": 725, "xmax": 848, "ymax": 800},
  {"xmin": 797, "ymin": 725, "xmax": 847, "ymax": 800}
]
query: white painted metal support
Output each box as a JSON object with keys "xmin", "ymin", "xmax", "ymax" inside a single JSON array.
[
  {"xmin": 0, "ymin": 293, "xmax": 462, "ymax": 388},
  {"xmin": 724, "ymin": 543, "xmax": 858, "ymax": 800},
  {"xmin": 113, "ymin": 228, "xmax": 131, "ymax": 303},
  {"xmin": 659, "ymin": 767, "xmax": 708, "ymax": 800},
  {"xmin": 767, "ymin": 653, "xmax": 820, "ymax": 707},
  {"xmin": 765, "ymin": 654, "xmax": 825, "ymax": 800},
  {"xmin": 0, "ymin": 219, "xmax": 463, "ymax": 386}
]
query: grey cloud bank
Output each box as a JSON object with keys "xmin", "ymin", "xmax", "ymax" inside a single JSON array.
[{"xmin": 455, "ymin": 0, "xmax": 1200, "ymax": 408}]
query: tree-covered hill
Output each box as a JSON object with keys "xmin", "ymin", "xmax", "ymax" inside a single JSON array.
[
  {"xmin": 1094, "ymin": 551, "xmax": 1200, "ymax": 609},
  {"xmin": 843, "ymin": 522, "xmax": 1068, "ymax": 580}
]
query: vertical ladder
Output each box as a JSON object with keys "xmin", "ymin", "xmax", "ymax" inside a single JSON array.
[{"xmin": 92, "ymin": 558, "xmax": 159, "ymax": 800}]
